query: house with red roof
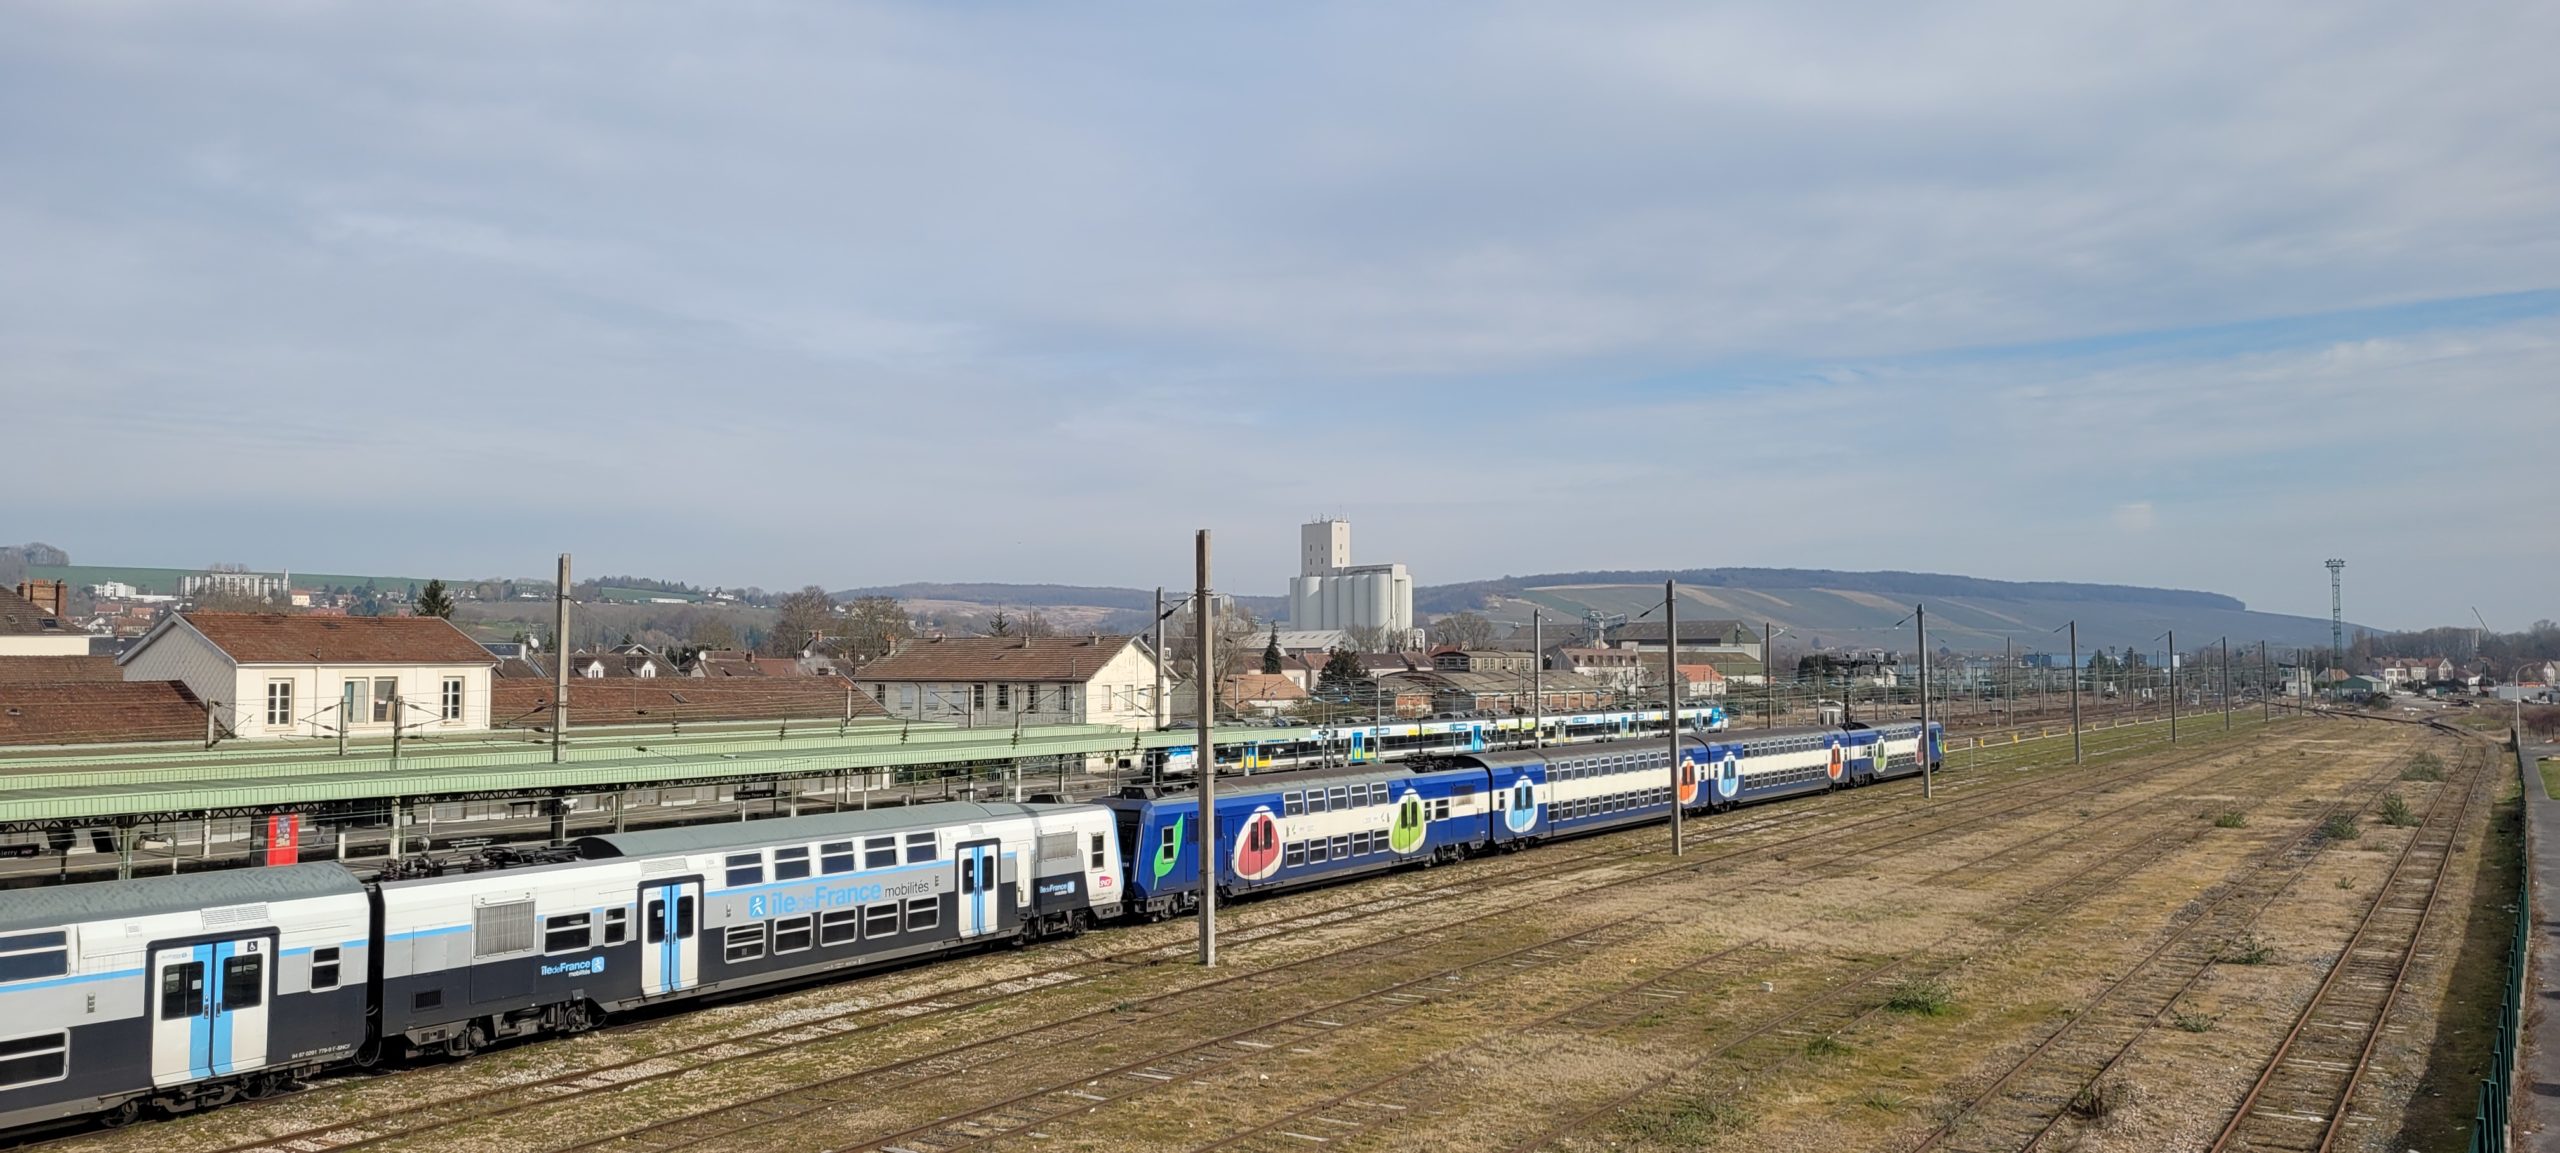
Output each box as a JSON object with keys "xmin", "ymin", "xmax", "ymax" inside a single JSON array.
[{"xmin": 118, "ymin": 612, "xmax": 499, "ymax": 740}]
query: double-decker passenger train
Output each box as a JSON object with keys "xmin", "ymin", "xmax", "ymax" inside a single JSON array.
[{"xmin": 0, "ymin": 719, "xmax": 1937, "ymax": 1134}]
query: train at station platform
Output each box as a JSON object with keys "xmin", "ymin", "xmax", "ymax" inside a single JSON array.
[{"xmin": 0, "ymin": 717, "xmax": 1938, "ymax": 1135}]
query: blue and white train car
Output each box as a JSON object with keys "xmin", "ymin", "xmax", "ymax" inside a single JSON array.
[
  {"xmin": 373, "ymin": 802, "xmax": 1121, "ymax": 1058},
  {"xmin": 0, "ymin": 865, "xmax": 371, "ymax": 1129},
  {"xmin": 1100, "ymin": 761, "xmax": 1498, "ymax": 916},
  {"xmin": 1451, "ymin": 741, "xmax": 1702, "ymax": 843}
]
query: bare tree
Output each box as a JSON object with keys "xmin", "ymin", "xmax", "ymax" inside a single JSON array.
[
  {"xmin": 1343, "ymin": 624, "xmax": 1391, "ymax": 653},
  {"xmin": 841, "ymin": 595, "xmax": 915, "ymax": 662},
  {"xmin": 1432, "ymin": 611, "xmax": 1498, "ymax": 650},
  {"xmin": 1017, "ymin": 610, "xmax": 1058, "ymax": 638},
  {"xmin": 767, "ymin": 585, "xmax": 835, "ymax": 655}
]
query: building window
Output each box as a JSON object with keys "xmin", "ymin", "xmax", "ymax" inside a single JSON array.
[
  {"xmin": 371, "ymin": 677, "xmax": 398, "ymax": 723},
  {"xmin": 973, "ymin": 684, "xmax": 986, "ymax": 710},
  {"xmin": 1059, "ymin": 685, "xmax": 1075, "ymax": 712},
  {"xmin": 441, "ymin": 677, "xmax": 464, "ymax": 721},
  {"xmin": 266, "ymin": 679, "xmax": 294, "ymax": 728},
  {"xmin": 996, "ymin": 683, "xmax": 1010, "ymax": 710},
  {"xmin": 874, "ymin": 685, "xmax": 887, "ymax": 708},
  {"xmin": 899, "ymin": 686, "xmax": 917, "ymax": 710}
]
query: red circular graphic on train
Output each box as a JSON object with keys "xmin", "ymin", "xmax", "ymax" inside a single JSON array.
[
  {"xmin": 1676, "ymin": 756, "xmax": 1700, "ymax": 805},
  {"xmin": 1232, "ymin": 808, "xmax": 1283, "ymax": 881},
  {"xmin": 1827, "ymin": 741, "xmax": 1845, "ymax": 781}
]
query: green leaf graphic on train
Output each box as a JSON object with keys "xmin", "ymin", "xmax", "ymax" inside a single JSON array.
[
  {"xmin": 1150, "ymin": 814, "xmax": 1185, "ymax": 884},
  {"xmin": 1389, "ymin": 790, "xmax": 1428, "ymax": 854}
]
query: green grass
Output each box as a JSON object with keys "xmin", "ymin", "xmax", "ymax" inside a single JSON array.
[
  {"xmin": 2378, "ymin": 793, "xmax": 2419, "ymax": 828},
  {"xmin": 2319, "ymin": 814, "xmax": 2362, "ymax": 841},
  {"xmin": 1616, "ymin": 1096, "xmax": 1753, "ymax": 1145},
  {"xmin": 2169, "ymin": 1010, "xmax": 2219, "ymax": 1033},
  {"xmin": 32, "ymin": 563, "xmax": 457, "ymax": 597},
  {"xmin": 2218, "ymin": 933, "xmax": 2277, "ymax": 965},
  {"xmin": 2402, "ymin": 752, "xmax": 2445, "ymax": 782},
  {"xmin": 2539, "ymin": 758, "xmax": 2560, "ymax": 801},
  {"xmin": 2212, "ymin": 810, "xmax": 2248, "ymax": 828},
  {"xmin": 1805, "ymin": 1034, "xmax": 1852, "ymax": 1059},
  {"xmin": 1885, "ymin": 977, "xmax": 1956, "ymax": 1016}
]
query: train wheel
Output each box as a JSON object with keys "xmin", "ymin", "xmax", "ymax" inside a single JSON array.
[
  {"xmin": 241, "ymin": 1071, "xmax": 285, "ymax": 1100},
  {"xmin": 98, "ymin": 1099, "xmax": 143, "ymax": 1128},
  {"xmin": 445, "ymin": 1022, "xmax": 487, "ymax": 1059}
]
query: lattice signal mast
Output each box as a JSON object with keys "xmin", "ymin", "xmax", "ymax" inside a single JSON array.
[{"xmin": 2326, "ymin": 558, "xmax": 2346, "ymax": 669}]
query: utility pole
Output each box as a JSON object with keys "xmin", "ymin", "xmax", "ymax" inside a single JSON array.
[
  {"xmin": 2167, "ymin": 628, "xmax": 2177, "ymax": 743},
  {"xmin": 553, "ymin": 553, "xmax": 571, "ymax": 764},
  {"xmin": 2221, "ymin": 636, "xmax": 2231, "ymax": 731},
  {"xmin": 1763, "ymin": 619, "xmax": 1776, "ymax": 729},
  {"xmin": 2326, "ymin": 559, "xmax": 2347, "ymax": 675},
  {"xmin": 1665, "ymin": 580, "xmax": 1683, "ymax": 856},
  {"xmin": 1153, "ymin": 587, "xmax": 1169, "ymax": 731},
  {"xmin": 1532, "ymin": 610, "xmax": 1544, "ymax": 751},
  {"xmin": 2060, "ymin": 620, "xmax": 2081, "ymax": 764},
  {"xmin": 1917, "ymin": 604, "xmax": 1931, "ymax": 798},
  {"xmin": 1193, "ymin": 531, "xmax": 1218, "ymax": 967},
  {"xmin": 2261, "ymin": 640, "xmax": 2271, "ymax": 722}
]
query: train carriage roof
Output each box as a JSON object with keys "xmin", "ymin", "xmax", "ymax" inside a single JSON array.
[
  {"xmin": 0, "ymin": 862, "xmax": 367, "ymax": 935},
  {"xmin": 1122, "ymin": 759, "xmax": 1485, "ymax": 801},
  {"xmin": 575, "ymin": 801, "xmax": 1099, "ymax": 859}
]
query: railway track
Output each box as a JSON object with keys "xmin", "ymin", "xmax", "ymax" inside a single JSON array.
[
  {"xmin": 1177, "ymin": 740, "xmax": 2330, "ymax": 1153},
  {"xmin": 1896, "ymin": 734, "xmax": 2481, "ymax": 1153},
  {"xmin": 2204, "ymin": 741, "xmax": 2492, "ymax": 1153},
  {"xmin": 542, "ymin": 730, "xmax": 2308, "ymax": 1153},
  {"xmin": 111, "ymin": 712, "xmax": 2278, "ymax": 1153}
]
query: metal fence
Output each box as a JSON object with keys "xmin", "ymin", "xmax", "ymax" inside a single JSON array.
[{"xmin": 2474, "ymin": 734, "xmax": 2532, "ymax": 1152}]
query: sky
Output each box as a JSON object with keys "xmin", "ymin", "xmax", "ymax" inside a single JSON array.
[{"xmin": 1, "ymin": 2, "xmax": 2553, "ymax": 630}]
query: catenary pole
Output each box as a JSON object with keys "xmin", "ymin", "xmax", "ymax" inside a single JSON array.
[
  {"xmin": 1917, "ymin": 603, "xmax": 1931, "ymax": 798},
  {"xmin": 2222, "ymin": 636, "xmax": 2231, "ymax": 730},
  {"xmin": 553, "ymin": 553, "xmax": 571, "ymax": 764},
  {"xmin": 1665, "ymin": 580, "xmax": 1683, "ymax": 856},
  {"xmin": 2167, "ymin": 628, "xmax": 2177, "ymax": 743},
  {"xmin": 1532, "ymin": 610, "xmax": 1544, "ymax": 751},
  {"xmin": 2067, "ymin": 620, "xmax": 2082, "ymax": 764},
  {"xmin": 2261, "ymin": 641, "xmax": 2271, "ymax": 722},
  {"xmin": 1153, "ymin": 587, "xmax": 1168, "ymax": 733},
  {"xmin": 1764, "ymin": 619, "xmax": 1776, "ymax": 729},
  {"xmin": 1194, "ymin": 531, "xmax": 1218, "ymax": 967}
]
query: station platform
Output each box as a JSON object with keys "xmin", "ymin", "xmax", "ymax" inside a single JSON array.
[{"xmin": 2521, "ymin": 737, "xmax": 2560, "ymax": 1151}]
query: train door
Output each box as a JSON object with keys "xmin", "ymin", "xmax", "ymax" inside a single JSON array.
[
  {"xmin": 956, "ymin": 839, "xmax": 1004, "ymax": 938},
  {"xmin": 640, "ymin": 879, "xmax": 700, "ymax": 996},
  {"xmin": 149, "ymin": 936, "xmax": 271, "ymax": 1086},
  {"xmin": 1348, "ymin": 730, "xmax": 1369, "ymax": 764}
]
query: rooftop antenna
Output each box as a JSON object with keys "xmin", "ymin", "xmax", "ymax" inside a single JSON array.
[{"xmin": 2325, "ymin": 559, "xmax": 2346, "ymax": 671}]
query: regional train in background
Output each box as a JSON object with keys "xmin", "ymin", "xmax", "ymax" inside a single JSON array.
[{"xmin": 0, "ymin": 718, "xmax": 1939, "ymax": 1135}]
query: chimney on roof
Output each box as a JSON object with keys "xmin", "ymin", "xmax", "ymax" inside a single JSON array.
[{"xmin": 15, "ymin": 580, "xmax": 66, "ymax": 620}]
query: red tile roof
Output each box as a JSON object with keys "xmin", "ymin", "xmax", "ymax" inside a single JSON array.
[
  {"xmin": 169, "ymin": 613, "xmax": 496, "ymax": 665},
  {"xmin": 0, "ymin": 587, "xmax": 75, "ymax": 637},
  {"xmin": 489, "ymin": 675, "xmax": 887, "ymax": 728},
  {"xmin": 857, "ymin": 635, "xmax": 1143, "ymax": 683},
  {"xmin": 0, "ymin": 681, "xmax": 208, "ymax": 746},
  {"xmin": 0, "ymin": 655, "xmax": 123, "ymax": 685}
]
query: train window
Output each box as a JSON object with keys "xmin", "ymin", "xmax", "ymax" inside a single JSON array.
[
  {"xmin": 1091, "ymin": 833, "xmax": 1107, "ymax": 868},
  {"xmin": 1328, "ymin": 787, "xmax": 1348, "ymax": 810},
  {"xmin": 0, "ymin": 1031, "xmax": 68, "ymax": 1090},
  {"xmin": 1433, "ymin": 799, "xmax": 1451, "ymax": 821},
  {"xmin": 0, "ymin": 931, "xmax": 67, "ymax": 984},
  {"xmin": 863, "ymin": 904, "xmax": 900, "ymax": 938},
  {"xmin": 865, "ymin": 837, "xmax": 898, "ymax": 869},
  {"xmin": 1305, "ymin": 790, "xmax": 1325, "ymax": 814},
  {"xmin": 773, "ymin": 916, "xmax": 815, "ymax": 954},
  {"xmin": 724, "ymin": 925, "xmax": 766, "ymax": 963},
  {"xmin": 646, "ymin": 899, "xmax": 666, "ymax": 944},
  {"xmin": 1307, "ymin": 839, "xmax": 1328, "ymax": 864},
  {"xmin": 820, "ymin": 909, "xmax": 861, "ymax": 947},
  {"xmin": 821, "ymin": 841, "xmax": 857, "ymax": 874},
  {"xmin": 725, "ymin": 853, "xmax": 765, "ymax": 887},
  {"xmin": 310, "ymin": 946, "xmax": 342, "ymax": 991},
  {"xmin": 544, "ymin": 912, "xmax": 593, "ymax": 954},
  {"xmin": 1330, "ymin": 835, "xmax": 1349, "ymax": 859},
  {"xmin": 1158, "ymin": 825, "xmax": 1179, "ymax": 856},
  {"xmin": 775, "ymin": 847, "xmax": 812, "ymax": 881},
  {"xmin": 905, "ymin": 898, "xmax": 940, "ymax": 933},
  {"xmin": 604, "ymin": 908, "xmax": 630, "ymax": 947},
  {"xmin": 676, "ymin": 896, "xmax": 696, "ymax": 940},
  {"xmin": 160, "ymin": 961, "xmax": 205, "ymax": 1020},
  {"xmin": 220, "ymin": 954, "xmax": 263, "ymax": 1010},
  {"xmin": 906, "ymin": 833, "xmax": 939, "ymax": 864},
  {"xmin": 1284, "ymin": 843, "xmax": 1305, "ymax": 868},
  {"xmin": 1283, "ymin": 791, "xmax": 1304, "ymax": 817}
]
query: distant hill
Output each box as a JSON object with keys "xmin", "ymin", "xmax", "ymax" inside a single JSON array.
[
  {"xmin": 834, "ymin": 570, "xmax": 2347, "ymax": 657},
  {"xmin": 1436, "ymin": 569, "xmax": 2349, "ymax": 657}
]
